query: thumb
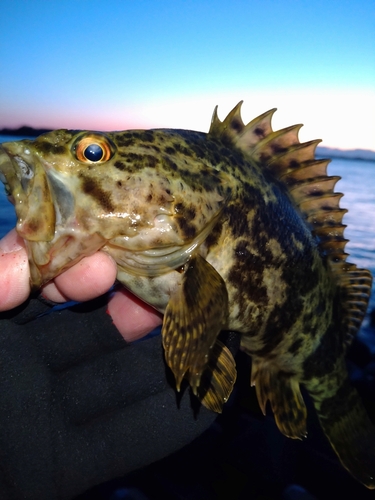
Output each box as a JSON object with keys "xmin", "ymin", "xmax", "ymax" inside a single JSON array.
[{"xmin": 0, "ymin": 229, "xmax": 30, "ymax": 311}]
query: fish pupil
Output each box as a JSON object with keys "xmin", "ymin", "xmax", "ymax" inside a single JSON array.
[{"xmin": 84, "ymin": 143, "xmax": 104, "ymax": 162}]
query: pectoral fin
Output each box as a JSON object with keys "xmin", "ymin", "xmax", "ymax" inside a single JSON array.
[
  {"xmin": 195, "ymin": 339, "xmax": 237, "ymax": 413},
  {"xmin": 162, "ymin": 254, "xmax": 229, "ymax": 395}
]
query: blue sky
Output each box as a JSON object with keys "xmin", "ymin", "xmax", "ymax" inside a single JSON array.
[{"xmin": 1, "ymin": 0, "xmax": 374, "ymax": 149}]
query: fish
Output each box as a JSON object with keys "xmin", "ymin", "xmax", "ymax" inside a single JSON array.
[{"xmin": 0, "ymin": 102, "xmax": 374, "ymax": 488}]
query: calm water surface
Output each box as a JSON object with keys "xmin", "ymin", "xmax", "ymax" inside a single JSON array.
[{"xmin": 0, "ymin": 136, "xmax": 374, "ymax": 347}]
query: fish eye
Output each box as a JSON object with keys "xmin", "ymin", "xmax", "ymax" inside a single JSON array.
[
  {"xmin": 74, "ymin": 134, "xmax": 113, "ymax": 163},
  {"xmin": 84, "ymin": 143, "xmax": 104, "ymax": 162}
]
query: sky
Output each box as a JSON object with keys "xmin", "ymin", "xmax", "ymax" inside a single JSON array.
[{"xmin": 1, "ymin": 0, "xmax": 374, "ymax": 150}]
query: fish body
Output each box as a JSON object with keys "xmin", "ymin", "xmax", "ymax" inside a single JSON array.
[{"xmin": 0, "ymin": 102, "xmax": 374, "ymax": 487}]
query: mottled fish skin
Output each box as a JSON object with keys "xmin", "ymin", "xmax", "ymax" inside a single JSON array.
[{"xmin": 0, "ymin": 102, "xmax": 374, "ymax": 488}]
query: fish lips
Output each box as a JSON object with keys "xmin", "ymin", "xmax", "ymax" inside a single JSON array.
[
  {"xmin": 0, "ymin": 143, "xmax": 56, "ymax": 241},
  {"xmin": 0, "ymin": 145, "xmax": 28, "ymax": 200}
]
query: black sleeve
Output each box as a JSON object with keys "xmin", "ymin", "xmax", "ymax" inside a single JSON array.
[{"xmin": 0, "ymin": 294, "xmax": 226, "ymax": 500}]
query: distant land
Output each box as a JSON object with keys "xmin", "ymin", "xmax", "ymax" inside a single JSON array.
[
  {"xmin": 316, "ymin": 146, "xmax": 375, "ymax": 162},
  {"xmin": 0, "ymin": 126, "xmax": 52, "ymax": 137},
  {"xmin": 1, "ymin": 126, "xmax": 374, "ymax": 162}
]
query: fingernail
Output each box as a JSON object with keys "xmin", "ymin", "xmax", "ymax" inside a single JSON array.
[{"xmin": 0, "ymin": 230, "xmax": 24, "ymax": 254}]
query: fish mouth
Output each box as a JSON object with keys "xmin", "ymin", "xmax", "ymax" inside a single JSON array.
[
  {"xmin": 0, "ymin": 145, "xmax": 29, "ymax": 200},
  {"xmin": 0, "ymin": 143, "xmax": 56, "ymax": 241}
]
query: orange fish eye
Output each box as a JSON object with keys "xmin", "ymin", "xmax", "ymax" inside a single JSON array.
[{"xmin": 75, "ymin": 135, "xmax": 113, "ymax": 163}]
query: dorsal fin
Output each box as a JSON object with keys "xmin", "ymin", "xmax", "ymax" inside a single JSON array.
[
  {"xmin": 209, "ymin": 101, "xmax": 276, "ymax": 148},
  {"xmin": 209, "ymin": 102, "xmax": 373, "ymax": 343}
]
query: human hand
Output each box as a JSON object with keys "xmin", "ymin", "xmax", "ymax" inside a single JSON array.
[
  {"xmin": 0, "ymin": 260, "xmax": 216, "ymax": 500},
  {"xmin": 0, "ymin": 229, "xmax": 162, "ymax": 341},
  {"xmin": 0, "ymin": 229, "xmax": 238, "ymax": 500}
]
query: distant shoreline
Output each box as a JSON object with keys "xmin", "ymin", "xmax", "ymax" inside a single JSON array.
[
  {"xmin": 316, "ymin": 146, "xmax": 375, "ymax": 163},
  {"xmin": 0, "ymin": 126, "xmax": 52, "ymax": 137},
  {"xmin": 1, "ymin": 126, "xmax": 374, "ymax": 162}
]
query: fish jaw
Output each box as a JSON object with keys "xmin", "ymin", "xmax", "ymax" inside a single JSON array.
[
  {"xmin": 0, "ymin": 139, "xmax": 106, "ymax": 286},
  {"xmin": 0, "ymin": 141, "xmax": 56, "ymax": 242}
]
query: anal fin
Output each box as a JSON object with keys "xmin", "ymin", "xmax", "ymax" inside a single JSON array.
[{"xmin": 251, "ymin": 362, "xmax": 307, "ymax": 439}]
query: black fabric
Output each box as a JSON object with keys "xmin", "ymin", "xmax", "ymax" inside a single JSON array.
[{"xmin": 0, "ymin": 295, "xmax": 238, "ymax": 500}]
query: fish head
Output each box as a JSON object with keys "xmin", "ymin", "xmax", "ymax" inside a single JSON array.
[{"xmin": 0, "ymin": 129, "xmax": 229, "ymax": 286}]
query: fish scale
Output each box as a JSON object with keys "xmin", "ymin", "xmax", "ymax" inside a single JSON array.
[{"xmin": 0, "ymin": 101, "xmax": 373, "ymax": 488}]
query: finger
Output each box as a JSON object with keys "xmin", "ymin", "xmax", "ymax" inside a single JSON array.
[
  {"xmin": 0, "ymin": 229, "xmax": 30, "ymax": 311},
  {"xmin": 108, "ymin": 288, "xmax": 163, "ymax": 342},
  {"xmin": 42, "ymin": 251, "xmax": 118, "ymax": 303}
]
